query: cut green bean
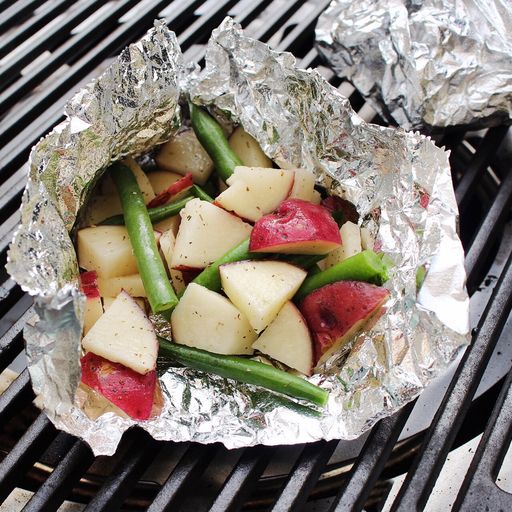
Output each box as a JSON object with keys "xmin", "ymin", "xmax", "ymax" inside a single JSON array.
[
  {"xmin": 100, "ymin": 195, "xmax": 193, "ymax": 225},
  {"xmin": 191, "ymin": 184, "xmax": 214, "ymax": 202},
  {"xmin": 294, "ymin": 250, "xmax": 389, "ymax": 303},
  {"xmin": 110, "ymin": 162, "xmax": 178, "ymax": 314},
  {"xmin": 189, "ymin": 103, "xmax": 242, "ymax": 181},
  {"xmin": 159, "ymin": 338, "xmax": 329, "ymax": 407}
]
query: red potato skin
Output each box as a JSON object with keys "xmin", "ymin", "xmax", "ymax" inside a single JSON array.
[
  {"xmin": 80, "ymin": 352, "xmax": 156, "ymax": 420},
  {"xmin": 249, "ymin": 199, "xmax": 341, "ymax": 254},
  {"xmin": 321, "ymin": 196, "xmax": 359, "ymax": 224},
  {"xmin": 299, "ymin": 280, "xmax": 389, "ymax": 365},
  {"xmin": 147, "ymin": 172, "xmax": 194, "ymax": 208},
  {"xmin": 80, "ymin": 271, "xmax": 100, "ymax": 299}
]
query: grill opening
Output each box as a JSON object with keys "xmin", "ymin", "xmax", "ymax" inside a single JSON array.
[{"xmin": 2, "ymin": 1, "xmax": 512, "ymax": 511}]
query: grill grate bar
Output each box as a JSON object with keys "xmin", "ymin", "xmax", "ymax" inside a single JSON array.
[
  {"xmin": 0, "ymin": 0, "xmax": 143, "ymax": 118},
  {"xmin": 455, "ymin": 126, "xmax": 509, "ymax": 213},
  {"xmin": 465, "ymin": 151, "xmax": 512, "ymax": 292},
  {"xmin": 0, "ymin": 413, "xmax": 57, "ymax": 504},
  {"xmin": 0, "ymin": 0, "xmax": 201, "ymax": 180},
  {"xmin": 453, "ymin": 366, "xmax": 512, "ymax": 511},
  {"xmin": 0, "ymin": 0, "xmax": 76, "ymax": 59},
  {"xmin": 330, "ymin": 403, "xmax": 415, "ymax": 512},
  {"xmin": 0, "ymin": 306, "xmax": 32, "ymax": 372},
  {"xmin": 22, "ymin": 438, "xmax": 94, "ymax": 512},
  {"xmin": 271, "ymin": 440, "xmax": 339, "ymax": 512},
  {"xmin": 0, "ymin": 0, "xmax": 46, "ymax": 33},
  {"xmin": 389, "ymin": 245, "xmax": 512, "ymax": 511},
  {"xmin": 275, "ymin": 0, "xmax": 331, "ymax": 54},
  {"xmin": 209, "ymin": 446, "xmax": 273, "ymax": 512},
  {"xmin": 0, "ymin": 369, "xmax": 33, "ymax": 425},
  {"xmin": 147, "ymin": 443, "xmax": 219, "ymax": 512},
  {"xmin": 84, "ymin": 430, "xmax": 159, "ymax": 511},
  {"xmin": 0, "ymin": 0, "xmax": 107, "ymax": 94}
]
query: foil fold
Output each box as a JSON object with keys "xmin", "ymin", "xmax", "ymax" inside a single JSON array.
[
  {"xmin": 315, "ymin": 0, "xmax": 512, "ymax": 131},
  {"xmin": 7, "ymin": 18, "xmax": 469, "ymax": 456}
]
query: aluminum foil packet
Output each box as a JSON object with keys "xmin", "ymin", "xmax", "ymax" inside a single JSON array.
[
  {"xmin": 6, "ymin": 17, "xmax": 469, "ymax": 456},
  {"xmin": 315, "ymin": 0, "xmax": 512, "ymax": 131}
]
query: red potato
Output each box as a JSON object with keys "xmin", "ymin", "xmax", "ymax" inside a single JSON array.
[
  {"xmin": 147, "ymin": 172, "xmax": 194, "ymax": 208},
  {"xmin": 80, "ymin": 271, "xmax": 103, "ymax": 334},
  {"xmin": 321, "ymin": 196, "xmax": 359, "ymax": 225},
  {"xmin": 249, "ymin": 199, "xmax": 341, "ymax": 255},
  {"xmin": 299, "ymin": 280, "xmax": 389, "ymax": 367},
  {"xmin": 80, "ymin": 352, "xmax": 156, "ymax": 420}
]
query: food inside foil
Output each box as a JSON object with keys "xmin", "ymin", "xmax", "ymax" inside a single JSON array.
[
  {"xmin": 76, "ymin": 106, "xmax": 393, "ymax": 418},
  {"xmin": 315, "ymin": 0, "xmax": 512, "ymax": 131},
  {"xmin": 6, "ymin": 18, "xmax": 470, "ymax": 456}
]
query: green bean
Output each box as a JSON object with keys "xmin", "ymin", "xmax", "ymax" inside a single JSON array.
[
  {"xmin": 110, "ymin": 162, "xmax": 178, "ymax": 314},
  {"xmin": 189, "ymin": 103, "xmax": 242, "ymax": 181},
  {"xmin": 159, "ymin": 338, "xmax": 329, "ymax": 407},
  {"xmin": 294, "ymin": 250, "xmax": 389, "ymax": 303}
]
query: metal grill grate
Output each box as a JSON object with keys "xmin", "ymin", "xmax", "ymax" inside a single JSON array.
[{"xmin": 1, "ymin": 1, "xmax": 512, "ymax": 510}]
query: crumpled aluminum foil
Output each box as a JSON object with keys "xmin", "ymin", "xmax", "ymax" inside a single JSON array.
[
  {"xmin": 6, "ymin": 17, "xmax": 469, "ymax": 456},
  {"xmin": 315, "ymin": 0, "xmax": 512, "ymax": 131}
]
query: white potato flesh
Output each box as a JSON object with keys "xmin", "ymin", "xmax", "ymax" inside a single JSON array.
[
  {"xmin": 228, "ymin": 127, "xmax": 273, "ymax": 168},
  {"xmin": 216, "ymin": 167, "xmax": 295, "ymax": 222},
  {"xmin": 101, "ymin": 157, "xmax": 155, "ymax": 204},
  {"xmin": 360, "ymin": 227, "xmax": 374, "ymax": 251},
  {"xmin": 252, "ymin": 301, "xmax": 313, "ymax": 375},
  {"xmin": 147, "ymin": 170, "xmax": 183, "ymax": 194},
  {"xmin": 82, "ymin": 194, "xmax": 123, "ymax": 226},
  {"xmin": 154, "ymin": 215, "xmax": 180, "ymax": 236},
  {"xmin": 171, "ymin": 199, "xmax": 252, "ymax": 269},
  {"xmin": 103, "ymin": 296, "xmax": 145, "ymax": 312},
  {"xmin": 155, "ymin": 130, "xmax": 214, "ymax": 185},
  {"xmin": 171, "ymin": 283, "xmax": 256, "ymax": 355},
  {"xmin": 82, "ymin": 290, "xmax": 157, "ymax": 374},
  {"xmin": 97, "ymin": 273, "xmax": 146, "ymax": 298},
  {"xmin": 220, "ymin": 260, "xmax": 307, "ymax": 333},
  {"xmin": 323, "ymin": 221, "xmax": 362, "ymax": 269},
  {"xmin": 288, "ymin": 169, "xmax": 316, "ymax": 202},
  {"xmin": 157, "ymin": 228, "xmax": 186, "ymax": 293},
  {"xmin": 77, "ymin": 226, "xmax": 160, "ymax": 279},
  {"xmin": 310, "ymin": 190, "xmax": 322, "ymax": 204},
  {"xmin": 83, "ymin": 296, "xmax": 103, "ymax": 335}
]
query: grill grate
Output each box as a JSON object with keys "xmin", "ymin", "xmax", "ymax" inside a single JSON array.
[{"xmin": 1, "ymin": 1, "xmax": 512, "ymax": 510}]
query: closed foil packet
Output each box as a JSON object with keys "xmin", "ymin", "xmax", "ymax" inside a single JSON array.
[
  {"xmin": 6, "ymin": 18, "xmax": 469, "ymax": 456},
  {"xmin": 315, "ymin": 0, "xmax": 512, "ymax": 131}
]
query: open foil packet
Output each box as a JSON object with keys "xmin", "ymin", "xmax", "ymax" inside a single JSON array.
[
  {"xmin": 6, "ymin": 18, "xmax": 469, "ymax": 456},
  {"xmin": 315, "ymin": 0, "xmax": 512, "ymax": 131}
]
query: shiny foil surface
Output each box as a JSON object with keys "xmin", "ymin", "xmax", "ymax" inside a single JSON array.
[
  {"xmin": 316, "ymin": 0, "xmax": 512, "ymax": 131},
  {"xmin": 6, "ymin": 18, "xmax": 469, "ymax": 456}
]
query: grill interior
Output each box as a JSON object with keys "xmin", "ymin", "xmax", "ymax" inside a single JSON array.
[{"xmin": 1, "ymin": 1, "xmax": 512, "ymax": 510}]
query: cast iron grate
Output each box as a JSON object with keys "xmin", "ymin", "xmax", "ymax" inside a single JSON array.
[{"xmin": 1, "ymin": 1, "xmax": 512, "ymax": 510}]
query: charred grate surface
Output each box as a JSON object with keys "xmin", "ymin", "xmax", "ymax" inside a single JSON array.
[{"xmin": 0, "ymin": 1, "xmax": 512, "ymax": 511}]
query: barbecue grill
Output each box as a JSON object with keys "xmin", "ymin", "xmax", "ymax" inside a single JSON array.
[{"xmin": 1, "ymin": 1, "xmax": 512, "ymax": 510}]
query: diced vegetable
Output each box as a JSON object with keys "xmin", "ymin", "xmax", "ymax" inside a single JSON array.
[
  {"xmin": 215, "ymin": 167, "xmax": 295, "ymax": 222},
  {"xmin": 288, "ymin": 169, "xmax": 317, "ymax": 202},
  {"xmin": 77, "ymin": 225, "xmax": 156, "ymax": 278},
  {"xmin": 97, "ymin": 273, "xmax": 146, "ymax": 298},
  {"xmin": 249, "ymin": 199, "xmax": 341, "ymax": 255},
  {"xmin": 110, "ymin": 162, "xmax": 178, "ymax": 315},
  {"xmin": 147, "ymin": 173, "xmax": 194, "ymax": 208},
  {"xmin": 228, "ymin": 126, "xmax": 273, "ymax": 168},
  {"xmin": 159, "ymin": 337, "xmax": 329, "ymax": 407},
  {"xmin": 189, "ymin": 103, "xmax": 242, "ymax": 181},
  {"xmin": 220, "ymin": 260, "xmax": 307, "ymax": 333},
  {"xmin": 299, "ymin": 281, "xmax": 389, "ymax": 366},
  {"xmin": 171, "ymin": 283, "xmax": 256, "ymax": 355},
  {"xmin": 81, "ymin": 352, "xmax": 156, "ymax": 420},
  {"xmin": 294, "ymin": 249, "xmax": 389, "ymax": 303},
  {"xmin": 170, "ymin": 199, "xmax": 252, "ymax": 269},
  {"xmin": 82, "ymin": 290, "xmax": 158, "ymax": 374},
  {"xmin": 253, "ymin": 301, "xmax": 313, "ymax": 375},
  {"xmin": 323, "ymin": 221, "xmax": 362, "ymax": 269},
  {"xmin": 80, "ymin": 271, "xmax": 103, "ymax": 334},
  {"xmin": 155, "ymin": 129, "xmax": 215, "ymax": 185}
]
